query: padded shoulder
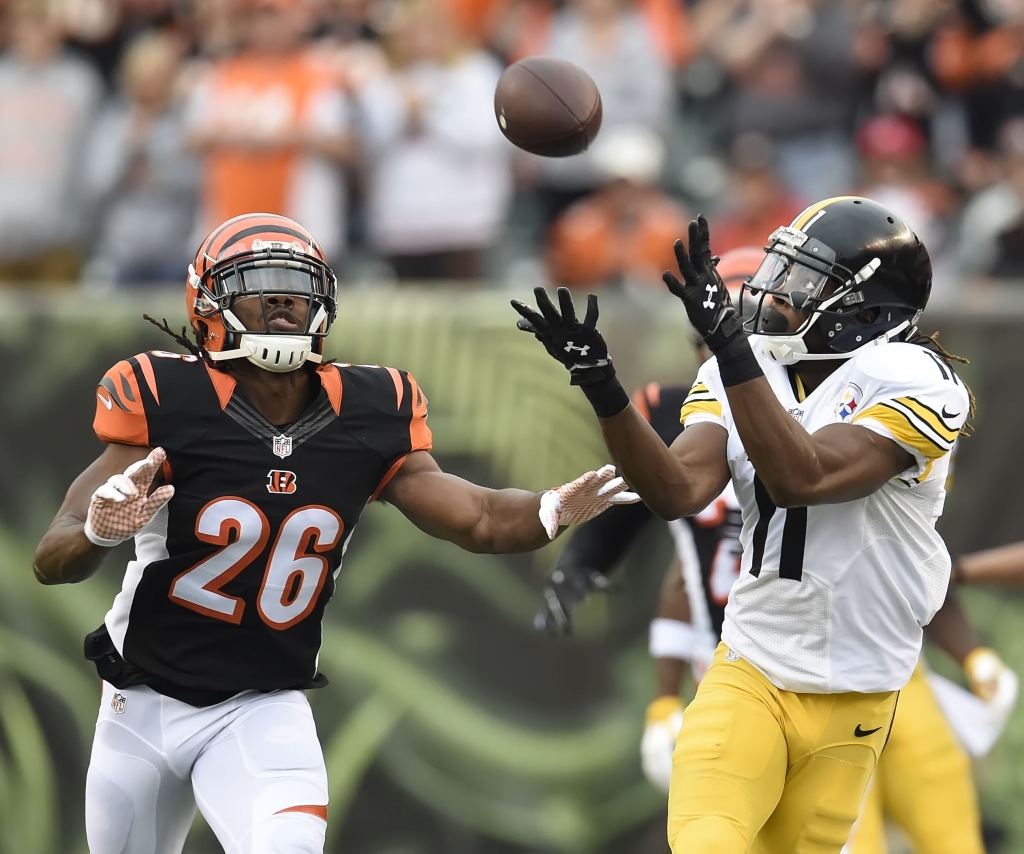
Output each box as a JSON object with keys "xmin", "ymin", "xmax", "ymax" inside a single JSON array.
[
  {"xmin": 851, "ymin": 341, "xmax": 963, "ymax": 387},
  {"xmin": 94, "ymin": 351, "xmax": 224, "ymax": 449},
  {"xmin": 334, "ymin": 364, "xmax": 432, "ymax": 461}
]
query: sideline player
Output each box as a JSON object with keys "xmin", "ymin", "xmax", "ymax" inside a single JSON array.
[
  {"xmin": 513, "ymin": 197, "xmax": 971, "ymax": 853},
  {"xmin": 844, "ymin": 597, "xmax": 1016, "ymax": 854},
  {"xmin": 31, "ymin": 213, "xmax": 638, "ymax": 854}
]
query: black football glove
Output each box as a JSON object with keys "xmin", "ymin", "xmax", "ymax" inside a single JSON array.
[
  {"xmin": 663, "ymin": 216, "xmax": 744, "ymax": 353},
  {"xmin": 511, "ymin": 287, "xmax": 614, "ymax": 386},
  {"xmin": 534, "ymin": 564, "xmax": 610, "ymax": 635}
]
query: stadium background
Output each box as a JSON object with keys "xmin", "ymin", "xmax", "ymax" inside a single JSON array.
[{"xmin": 2, "ymin": 0, "xmax": 1024, "ymax": 852}]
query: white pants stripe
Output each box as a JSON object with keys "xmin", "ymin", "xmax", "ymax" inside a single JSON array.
[{"xmin": 86, "ymin": 683, "xmax": 329, "ymax": 854}]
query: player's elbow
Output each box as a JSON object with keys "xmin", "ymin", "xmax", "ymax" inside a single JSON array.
[
  {"xmin": 767, "ymin": 479, "xmax": 815, "ymax": 509},
  {"xmin": 32, "ymin": 554, "xmax": 62, "ymax": 585},
  {"xmin": 646, "ymin": 493, "xmax": 687, "ymax": 522}
]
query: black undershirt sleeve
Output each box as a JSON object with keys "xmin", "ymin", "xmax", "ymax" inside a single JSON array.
[{"xmin": 554, "ymin": 501, "xmax": 657, "ymax": 577}]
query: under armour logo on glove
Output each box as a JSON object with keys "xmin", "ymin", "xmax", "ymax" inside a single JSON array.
[
  {"xmin": 538, "ymin": 465, "xmax": 639, "ymax": 540},
  {"xmin": 84, "ymin": 448, "xmax": 175, "ymax": 547},
  {"xmin": 663, "ymin": 216, "xmax": 744, "ymax": 353},
  {"xmin": 511, "ymin": 287, "xmax": 614, "ymax": 386}
]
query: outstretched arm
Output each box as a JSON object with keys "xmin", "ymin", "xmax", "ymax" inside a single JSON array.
[
  {"xmin": 598, "ymin": 414, "xmax": 730, "ymax": 519},
  {"xmin": 33, "ymin": 443, "xmax": 160, "ymax": 584},
  {"xmin": 510, "ymin": 287, "xmax": 730, "ymax": 520},
  {"xmin": 954, "ymin": 542, "xmax": 1024, "ymax": 585},
  {"xmin": 380, "ymin": 451, "xmax": 636, "ymax": 554},
  {"xmin": 724, "ymin": 391, "xmax": 913, "ymax": 507}
]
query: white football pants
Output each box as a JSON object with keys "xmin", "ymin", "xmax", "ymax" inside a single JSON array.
[{"xmin": 86, "ymin": 682, "xmax": 329, "ymax": 854}]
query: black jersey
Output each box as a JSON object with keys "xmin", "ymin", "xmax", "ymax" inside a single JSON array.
[
  {"xmin": 555, "ymin": 382, "xmax": 741, "ymax": 638},
  {"xmin": 85, "ymin": 351, "xmax": 431, "ymax": 706}
]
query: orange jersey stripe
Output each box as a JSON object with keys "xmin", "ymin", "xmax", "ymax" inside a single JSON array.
[
  {"xmin": 275, "ymin": 804, "xmax": 328, "ymax": 822},
  {"xmin": 407, "ymin": 374, "xmax": 432, "ymax": 452},
  {"xmin": 370, "ymin": 454, "xmax": 409, "ymax": 503},
  {"xmin": 204, "ymin": 364, "xmax": 237, "ymax": 410},
  {"xmin": 136, "ymin": 353, "xmax": 160, "ymax": 405},
  {"xmin": 317, "ymin": 364, "xmax": 344, "ymax": 415},
  {"xmin": 386, "ymin": 367, "xmax": 404, "ymax": 410}
]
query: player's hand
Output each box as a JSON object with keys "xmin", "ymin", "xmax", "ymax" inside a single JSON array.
[
  {"xmin": 534, "ymin": 564, "xmax": 610, "ymax": 635},
  {"xmin": 511, "ymin": 287, "xmax": 614, "ymax": 386},
  {"xmin": 539, "ymin": 464, "xmax": 640, "ymax": 540},
  {"xmin": 640, "ymin": 695, "xmax": 684, "ymax": 793},
  {"xmin": 84, "ymin": 448, "xmax": 175, "ymax": 547},
  {"xmin": 663, "ymin": 216, "xmax": 744, "ymax": 353},
  {"xmin": 964, "ymin": 647, "xmax": 1019, "ymax": 719}
]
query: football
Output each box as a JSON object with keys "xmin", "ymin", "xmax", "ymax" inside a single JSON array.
[{"xmin": 494, "ymin": 57, "xmax": 603, "ymax": 157}]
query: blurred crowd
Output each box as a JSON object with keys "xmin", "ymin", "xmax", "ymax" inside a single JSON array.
[{"xmin": 0, "ymin": 0, "xmax": 1023, "ymax": 294}]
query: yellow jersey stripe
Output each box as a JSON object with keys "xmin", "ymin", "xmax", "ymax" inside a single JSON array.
[
  {"xmin": 883, "ymin": 400, "xmax": 959, "ymax": 449},
  {"xmin": 792, "ymin": 196, "xmax": 863, "ymax": 231},
  {"xmin": 853, "ymin": 403, "xmax": 951, "ymax": 459},
  {"xmin": 895, "ymin": 397, "xmax": 961, "ymax": 442},
  {"xmin": 680, "ymin": 399, "xmax": 723, "ymax": 424}
]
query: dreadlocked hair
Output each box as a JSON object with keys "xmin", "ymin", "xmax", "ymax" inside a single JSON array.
[
  {"xmin": 907, "ymin": 329, "xmax": 975, "ymax": 437},
  {"xmin": 143, "ymin": 314, "xmax": 207, "ymax": 362}
]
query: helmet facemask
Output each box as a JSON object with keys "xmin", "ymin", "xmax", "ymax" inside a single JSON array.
[
  {"xmin": 740, "ymin": 226, "xmax": 913, "ymax": 365},
  {"xmin": 190, "ymin": 239, "xmax": 338, "ymax": 373}
]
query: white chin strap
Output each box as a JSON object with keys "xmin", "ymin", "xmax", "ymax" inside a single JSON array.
[
  {"xmin": 760, "ymin": 319, "xmax": 912, "ymax": 365},
  {"xmin": 207, "ymin": 305, "xmax": 328, "ymax": 373}
]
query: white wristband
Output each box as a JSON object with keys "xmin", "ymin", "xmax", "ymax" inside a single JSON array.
[
  {"xmin": 84, "ymin": 516, "xmax": 127, "ymax": 548},
  {"xmin": 649, "ymin": 618, "xmax": 699, "ymax": 661}
]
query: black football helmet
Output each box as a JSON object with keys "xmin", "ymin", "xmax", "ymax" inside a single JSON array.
[{"xmin": 739, "ymin": 196, "xmax": 931, "ymax": 364}]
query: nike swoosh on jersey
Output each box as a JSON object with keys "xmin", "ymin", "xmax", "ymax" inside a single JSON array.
[
  {"xmin": 98, "ymin": 393, "xmax": 113, "ymax": 410},
  {"xmin": 854, "ymin": 724, "xmax": 882, "ymax": 738},
  {"xmin": 941, "ymin": 406, "xmax": 960, "ymax": 419}
]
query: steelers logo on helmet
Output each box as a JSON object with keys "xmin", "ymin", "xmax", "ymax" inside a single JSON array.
[
  {"xmin": 186, "ymin": 213, "xmax": 338, "ymax": 373},
  {"xmin": 738, "ymin": 196, "xmax": 931, "ymax": 365}
]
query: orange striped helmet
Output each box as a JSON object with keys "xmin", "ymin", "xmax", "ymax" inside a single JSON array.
[
  {"xmin": 716, "ymin": 246, "xmax": 764, "ymax": 302},
  {"xmin": 187, "ymin": 213, "xmax": 338, "ymax": 372}
]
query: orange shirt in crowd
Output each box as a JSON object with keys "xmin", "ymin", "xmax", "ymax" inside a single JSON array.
[
  {"xmin": 711, "ymin": 198, "xmax": 806, "ymax": 256},
  {"xmin": 548, "ymin": 187, "xmax": 690, "ymax": 288},
  {"xmin": 188, "ymin": 50, "xmax": 337, "ymax": 230}
]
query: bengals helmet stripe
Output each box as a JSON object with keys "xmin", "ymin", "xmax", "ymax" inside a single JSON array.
[{"xmin": 199, "ymin": 212, "xmax": 268, "ymax": 260}]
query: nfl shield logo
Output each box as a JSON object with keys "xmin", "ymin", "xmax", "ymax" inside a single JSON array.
[
  {"xmin": 273, "ymin": 435, "xmax": 293, "ymax": 459},
  {"xmin": 111, "ymin": 692, "xmax": 127, "ymax": 714}
]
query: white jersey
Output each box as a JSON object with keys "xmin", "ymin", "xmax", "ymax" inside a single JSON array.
[{"xmin": 679, "ymin": 337, "xmax": 970, "ymax": 694}]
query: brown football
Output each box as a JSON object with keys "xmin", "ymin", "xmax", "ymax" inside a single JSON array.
[{"xmin": 494, "ymin": 57, "xmax": 603, "ymax": 157}]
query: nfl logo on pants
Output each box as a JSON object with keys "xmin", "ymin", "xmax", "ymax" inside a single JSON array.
[
  {"xmin": 111, "ymin": 692, "xmax": 127, "ymax": 714},
  {"xmin": 273, "ymin": 434, "xmax": 293, "ymax": 459}
]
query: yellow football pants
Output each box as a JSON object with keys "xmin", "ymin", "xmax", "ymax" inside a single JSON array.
[
  {"xmin": 844, "ymin": 663, "xmax": 983, "ymax": 854},
  {"xmin": 668, "ymin": 644, "xmax": 898, "ymax": 854}
]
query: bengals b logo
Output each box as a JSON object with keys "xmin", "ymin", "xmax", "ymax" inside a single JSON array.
[{"xmin": 266, "ymin": 470, "xmax": 297, "ymax": 494}]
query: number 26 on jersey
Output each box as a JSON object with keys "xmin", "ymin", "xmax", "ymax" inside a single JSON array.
[{"xmin": 169, "ymin": 498, "xmax": 344, "ymax": 630}]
